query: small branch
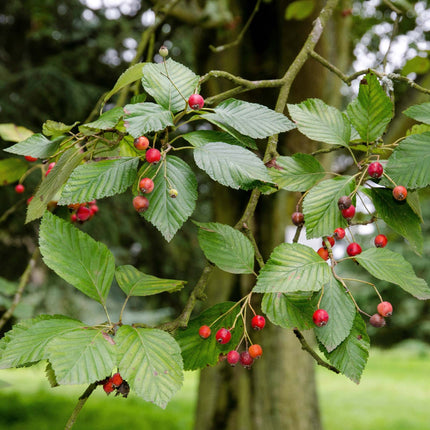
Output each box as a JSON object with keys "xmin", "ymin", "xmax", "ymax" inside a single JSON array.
[
  {"xmin": 240, "ymin": 222, "xmax": 265, "ymax": 270},
  {"xmin": 234, "ymin": 188, "xmax": 261, "ymax": 229},
  {"xmin": 64, "ymin": 383, "xmax": 98, "ymax": 430},
  {"xmin": 309, "ymin": 50, "xmax": 351, "ymax": 84},
  {"xmin": 381, "ymin": 0, "xmax": 403, "ymax": 15}
]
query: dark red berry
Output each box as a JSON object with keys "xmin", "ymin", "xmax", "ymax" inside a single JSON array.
[
  {"xmin": 317, "ymin": 247, "xmax": 329, "ymax": 260},
  {"xmin": 139, "ymin": 177, "xmax": 154, "ymax": 193},
  {"xmin": 291, "ymin": 211, "xmax": 304, "ymax": 226},
  {"xmin": 198, "ymin": 325, "xmax": 211, "ymax": 339},
  {"xmin": 25, "ymin": 155, "xmax": 37, "ymax": 162},
  {"xmin": 313, "ymin": 309, "xmax": 329, "ymax": 327},
  {"xmin": 146, "ymin": 148, "xmax": 161, "ymax": 164},
  {"xmin": 369, "ymin": 313, "xmax": 386, "ymax": 327},
  {"xmin": 239, "ymin": 351, "xmax": 254, "ymax": 368},
  {"xmin": 111, "ymin": 373, "xmax": 123, "ymax": 386},
  {"xmin": 346, "ymin": 242, "xmax": 362, "ymax": 256},
  {"xmin": 226, "ymin": 350, "xmax": 240, "ymax": 366},
  {"xmin": 134, "ymin": 136, "xmax": 149, "ymax": 151},
  {"xmin": 322, "ymin": 236, "xmax": 335, "ymax": 248},
  {"xmin": 374, "ymin": 234, "xmax": 387, "ymax": 248},
  {"xmin": 367, "ymin": 162, "xmax": 383, "ymax": 179},
  {"xmin": 377, "ymin": 301, "xmax": 393, "ymax": 317},
  {"xmin": 188, "ymin": 94, "xmax": 204, "ymax": 110},
  {"xmin": 338, "ymin": 195, "xmax": 352, "ymax": 210},
  {"xmin": 76, "ymin": 206, "xmax": 91, "ymax": 222},
  {"xmin": 215, "ymin": 328, "xmax": 231, "ymax": 344},
  {"xmin": 341, "ymin": 205, "xmax": 356, "ymax": 220},
  {"xmin": 103, "ymin": 380, "xmax": 115, "ymax": 394},
  {"xmin": 248, "ymin": 344, "xmax": 263, "ymax": 359},
  {"xmin": 334, "ymin": 227, "xmax": 346, "ymax": 240},
  {"xmin": 15, "ymin": 184, "xmax": 25, "ymax": 193},
  {"xmin": 251, "ymin": 315, "xmax": 266, "ymax": 330},
  {"xmin": 393, "ymin": 185, "xmax": 407, "ymax": 201},
  {"xmin": 133, "ymin": 195, "xmax": 149, "ymax": 213}
]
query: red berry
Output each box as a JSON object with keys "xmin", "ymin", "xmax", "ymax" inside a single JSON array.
[
  {"xmin": 317, "ymin": 247, "xmax": 329, "ymax": 261},
  {"xmin": 248, "ymin": 344, "xmax": 263, "ymax": 359},
  {"xmin": 313, "ymin": 309, "xmax": 329, "ymax": 327},
  {"xmin": 133, "ymin": 195, "xmax": 149, "ymax": 213},
  {"xmin": 70, "ymin": 214, "xmax": 78, "ymax": 222},
  {"xmin": 90, "ymin": 204, "xmax": 99, "ymax": 215},
  {"xmin": 45, "ymin": 162, "xmax": 56, "ymax": 177},
  {"xmin": 146, "ymin": 148, "xmax": 161, "ymax": 164},
  {"xmin": 239, "ymin": 351, "xmax": 254, "ymax": 368},
  {"xmin": 374, "ymin": 234, "xmax": 387, "ymax": 248},
  {"xmin": 26, "ymin": 196, "xmax": 34, "ymax": 205},
  {"xmin": 226, "ymin": 350, "xmax": 240, "ymax": 366},
  {"xmin": 139, "ymin": 177, "xmax": 154, "ymax": 193},
  {"xmin": 334, "ymin": 227, "xmax": 346, "ymax": 240},
  {"xmin": 188, "ymin": 94, "xmax": 204, "ymax": 110},
  {"xmin": 111, "ymin": 373, "xmax": 123, "ymax": 387},
  {"xmin": 198, "ymin": 325, "xmax": 211, "ymax": 339},
  {"xmin": 322, "ymin": 236, "xmax": 335, "ymax": 248},
  {"xmin": 251, "ymin": 315, "xmax": 266, "ymax": 330},
  {"xmin": 369, "ymin": 313, "xmax": 386, "ymax": 328},
  {"xmin": 291, "ymin": 211, "xmax": 304, "ymax": 226},
  {"xmin": 76, "ymin": 206, "xmax": 91, "ymax": 222},
  {"xmin": 393, "ymin": 185, "xmax": 407, "ymax": 201},
  {"xmin": 377, "ymin": 301, "xmax": 393, "ymax": 317},
  {"xmin": 134, "ymin": 136, "xmax": 149, "ymax": 151},
  {"xmin": 25, "ymin": 155, "xmax": 37, "ymax": 162},
  {"xmin": 103, "ymin": 381, "xmax": 115, "ymax": 394},
  {"xmin": 367, "ymin": 162, "xmax": 383, "ymax": 179},
  {"xmin": 346, "ymin": 242, "xmax": 362, "ymax": 257},
  {"xmin": 15, "ymin": 184, "xmax": 25, "ymax": 194},
  {"xmin": 338, "ymin": 195, "xmax": 352, "ymax": 210},
  {"xmin": 341, "ymin": 205, "xmax": 356, "ymax": 220},
  {"xmin": 215, "ymin": 328, "xmax": 231, "ymax": 344}
]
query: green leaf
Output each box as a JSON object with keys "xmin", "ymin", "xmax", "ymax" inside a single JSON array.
[
  {"xmin": 45, "ymin": 362, "xmax": 59, "ymax": 388},
  {"xmin": 141, "ymin": 59, "xmax": 200, "ymax": 113},
  {"xmin": 355, "ymin": 248, "xmax": 430, "ymax": 300},
  {"xmin": 303, "ymin": 176, "xmax": 355, "ymax": 239},
  {"xmin": 406, "ymin": 124, "xmax": 430, "ymax": 136},
  {"xmin": 46, "ymin": 327, "xmax": 116, "ymax": 385},
  {"xmin": 39, "ymin": 212, "xmax": 115, "ymax": 304},
  {"xmin": 42, "ymin": 120, "xmax": 78, "ymax": 137},
  {"xmin": 83, "ymin": 107, "xmax": 124, "ymax": 130},
  {"xmin": 285, "ymin": 0, "xmax": 315, "ymax": 20},
  {"xmin": 406, "ymin": 191, "xmax": 424, "ymax": 223},
  {"xmin": 103, "ymin": 62, "xmax": 146, "ymax": 105},
  {"xmin": 401, "ymin": 56, "xmax": 430, "ymax": 76},
  {"xmin": 193, "ymin": 142, "xmax": 271, "ymax": 190},
  {"xmin": 58, "ymin": 157, "xmax": 139, "ymax": 204},
  {"xmin": 403, "ymin": 102, "xmax": 430, "ymax": 124},
  {"xmin": 142, "ymin": 156, "xmax": 198, "ymax": 242},
  {"xmin": 203, "ymin": 98, "xmax": 295, "ymax": 139},
  {"xmin": 4, "ymin": 134, "xmax": 61, "ymax": 159},
  {"xmin": 175, "ymin": 302, "xmax": 244, "ymax": 371},
  {"xmin": 288, "ymin": 99, "xmax": 351, "ymax": 146},
  {"xmin": 115, "ymin": 265, "xmax": 185, "ymax": 297},
  {"xmin": 314, "ymin": 278, "xmax": 355, "ymax": 352},
  {"xmin": 26, "ymin": 149, "xmax": 86, "ymax": 223},
  {"xmin": 0, "ymin": 158, "xmax": 28, "ymax": 186},
  {"xmin": 262, "ymin": 292, "xmax": 317, "ymax": 330},
  {"xmin": 204, "ymin": 120, "xmax": 257, "ymax": 149},
  {"xmin": 362, "ymin": 187, "xmax": 422, "ymax": 254},
  {"xmin": 268, "ymin": 154, "xmax": 325, "ymax": 192},
  {"xmin": 116, "ymin": 325, "xmax": 183, "ymax": 409},
  {"xmin": 0, "ymin": 124, "xmax": 33, "ymax": 142},
  {"xmin": 181, "ymin": 130, "xmax": 255, "ymax": 149},
  {"xmin": 384, "ymin": 132, "xmax": 430, "ymax": 189},
  {"xmin": 195, "ymin": 222, "xmax": 255, "ymax": 274},
  {"xmin": 346, "ymin": 73, "xmax": 393, "ymax": 142},
  {"xmin": 321, "ymin": 313, "xmax": 369, "ymax": 384},
  {"xmin": 123, "ymin": 103, "xmax": 174, "ymax": 138},
  {"xmin": 253, "ymin": 243, "xmax": 332, "ymax": 293}
]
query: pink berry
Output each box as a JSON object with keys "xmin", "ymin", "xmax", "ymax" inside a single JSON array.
[
  {"xmin": 188, "ymin": 94, "xmax": 204, "ymax": 110},
  {"xmin": 346, "ymin": 242, "xmax": 362, "ymax": 257},
  {"xmin": 226, "ymin": 350, "xmax": 240, "ymax": 366},
  {"xmin": 146, "ymin": 148, "xmax": 161, "ymax": 164},
  {"xmin": 393, "ymin": 185, "xmax": 407, "ymax": 201},
  {"xmin": 239, "ymin": 351, "xmax": 254, "ymax": 368},
  {"xmin": 291, "ymin": 211, "xmax": 304, "ymax": 226},
  {"xmin": 198, "ymin": 325, "xmax": 211, "ymax": 339},
  {"xmin": 76, "ymin": 206, "xmax": 91, "ymax": 222},
  {"xmin": 134, "ymin": 136, "xmax": 149, "ymax": 151},
  {"xmin": 313, "ymin": 309, "xmax": 329, "ymax": 327},
  {"xmin": 377, "ymin": 301, "xmax": 393, "ymax": 317},
  {"xmin": 133, "ymin": 195, "xmax": 149, "ymax": 213},
  {"xmin": 248, "ymin": 344, "xmax": 263, "ymax": 359},
  {"xmin": 25, "ymin": 155, "xmax": 37, "ymax": 162},
  {"xmin": 251, "ymin": 315, "xmax": 266, "ymax": 330},
  {"xmin": 334, "ymin": 227, "xmax": 345, "ymax": 240},
  {"xmin": 139, "ymin": 177, "xmax": 154, "ymax": 193},
  {"xmin": 15, "ymin": 184, "xmax": 25, "ymax": 193},
  {"xmin": 341, "ymin": 205, "xmax": 356, "ymax": 220},
  {"xmin": 215, "ymin": 328, "xmax": 231, "ymax": 344},
  {"xmin": 367, "ymin": 162, "xmax": 383, "ymax": 179},
  {"xmin": 369, "ymin": 313, "xmax": 386, "ymax": 328},
  {"xmin": 374, "ymin": 234, "xmax": 387, "ymax": 248}
]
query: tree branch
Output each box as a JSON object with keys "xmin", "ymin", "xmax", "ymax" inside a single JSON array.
[{"xmin": 64, "ymin": 383, "xmax": 98, "ymax": 430}]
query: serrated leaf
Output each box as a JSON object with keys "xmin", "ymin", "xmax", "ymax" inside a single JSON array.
[
  {"xmin": 303, "ymin": 176, "xmax": 355, "ymax": 239},
  {"xmin": 39, "ymin": 212, "xmax": 115, "ymax": 304},
  {"xmin": 141, "ymin": 59, "xmax": 200, "ymax": 113},
  {"xmin": 285, "ymin": 0, "xmax": 315, "ymax": 20},
  {"xmin": 361, "ymin": 187, "xmax": 422, "ymax": 254},
  {"xmin": 406, "ymin": 124, "xmax": 430, "ymax": 136},
  {"xmin": 321, "ymin": 313, "xmax": 369, "ymax": 384},
  {"xmin": 193, "ymin": 142, "xmax": 271, "ymax": 189},
  {"xmin": 0, "ymin": 124, "xmax": 33, "ymax": 142},
  {"xmin": 253, "ymin": 243, "xmax": 332, "ymax": 293},
  {"xmin": 46, "ymin": 327, "xmax": 116, "ymax": 385},
  {"xmin": 142, "ymin": 156, "xmax": 197, "ymax": 242},
  {"xmin": 123, "ymin": 103, "xmax": 174, "ymax": 138},
  {"xmin": 195, "ymin": 222, "xmax": 255, "ymax": 274},
  {"xmin": 4, "ymin": 134, "xmax": 61, "ymax": 159},
  {"xmin": 262, "ymin": 292, "xmax": 317, "ymax": 330},
  {"xmin": 288, "ymin": 99, "xmax": 351, "ymax": 146},
  {"xmin": 0, "ymin": 158, "xmax": 27, "ymax": 186},
  {"xmin": 406, "ymin": 191, "xmax": 423, "ymax": 223},
  {"xmin": 268, "ymin": 154, "xmax": 325, "ymax": 192},
  {"xmin": 58, "ymin": 157, "xmax": 139, "ymax": 204},
  {"xmin": 204, "ymin": 120, "xmax": 257, "ymax": 149},
  {"xmin": 384, "ymin": 132, "xmax": 430, "ymax": 189},
  {"xmin": 83, "ymin": 107, "xmax": 124, "ymax": 130},
  {"xmin": 115, "ymin": 265, "xmax": 185, "ymax": 297},
  {"xmin": 42, "ymin": 120, "xmax": 78, "ymax": 137},
  {"xmin": 314, "ymin": 278, "xmax": 355, "ymax": 352},
  {"xmin": 403, "ymin": 101, "xmax": 430, "ymax": 124},
  {"xmin": 346, "ymin": 73, "xmax": 393, "ymax": 142},
  {"xmin": 175, "ymin": 302, "xmax": 244, "ymax": 371},
  {"xmin": 116, "ymin": 325, "xmax": 183, "ymax": 408},
  {"xmin": 26, "ymin": 148, "xmax": 85, "ymax": 223},
  {"xmin": 355, "ymin": 248, "xmax": 430, "ymax": 299},
  {"xmin": 203, "ymin": 98, "xmax": 295, "ymax": 139},
  {"xmin": 181, "ymin": 130, "xmax": 254, "ymax": 149},
  {"xmin": 401, "ymin": 56, "xmax": 430, "ymax": 76}
]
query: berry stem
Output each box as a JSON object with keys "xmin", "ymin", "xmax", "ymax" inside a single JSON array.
[
  {"xmin": 342, "ymin": 278, "xmax": 384, "ymax": 302},
  {"xmin": 161, "ymin": 60, "xmax": 188, "ymax": 104},
  {"xmin": 316, "ymin": 284, "xmax": 325, "ymax": 309},
  {"xmin": 382, "ymin": 172, "xmax": 397, "ymax": 187},
  {"xmin": 64, "ymin": 383, "xmax": 98, "ymax": 430}
]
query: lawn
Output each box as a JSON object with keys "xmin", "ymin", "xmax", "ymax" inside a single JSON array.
[{"xmin": 0, "ymin": 345, "xmax": 429, "ymax": 429}]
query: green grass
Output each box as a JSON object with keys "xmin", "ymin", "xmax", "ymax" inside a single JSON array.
[{"xmin": 0, "ymin": 346, "xmax": 429, "ymax": 429}]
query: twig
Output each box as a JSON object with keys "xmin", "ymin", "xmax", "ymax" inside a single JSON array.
[{"xmin": 64, "ymin": 383, "xmax": 98, "ymax": 430}]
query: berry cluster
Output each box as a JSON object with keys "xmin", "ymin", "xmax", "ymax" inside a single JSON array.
[
  {"xmin": 69, "ymin": 200, "xmax": 99, "ymax": 223},
  {"xmin": 102, "ymin": 372, "xmax": 130, "ymax": 398}
]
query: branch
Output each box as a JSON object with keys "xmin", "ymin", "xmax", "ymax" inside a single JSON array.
[{"xmin": 64, "ymin": 383, "xmax": 98, "ymax": 430}]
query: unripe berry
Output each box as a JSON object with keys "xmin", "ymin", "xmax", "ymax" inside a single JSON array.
[
  {"xmin": 374, "ymin": 234, "xmax": 387, "ymax": 248},
  {"xmin": 291, "ymin": 211, "xmax": 304, "ymax": 226},
  {"xmin": 341, "ymin": 205, "xmax": 356, "ymax": 220},
  {"xmin": 159, "ymin": 45, "xmax": 169, "ymax": 57},
  {"xmin": 313, "ymin": 309, "xmax": 329, "ymax": 327},
  {"xmin": 169, "ymin": 188, "xmax": 178, "ymax": 198},
  {"xmin": 198, "ymin": 325, "xmax": 211, "ymax": 339},
  {"xmin": 103, "ymin": 380, "xmax": 115, "ymax": 394},
  {"xmin": 25, "ymin": 155, "xmax": 37, "ymax": 162},
  {"xmin": 377, "ymin": 301, "xmax": 393, "ymax": 317},
  {"xmin": 139, "ymin": 177, "xmax": 154, "ymax": 193},
  {"xmin": 317, "ymin": 247, "xmax": 329, "ymax": 261},
  {"xmin": 369, "ymin": 313, "xmax": 386, "ymax": 328},
  {"xmin": 111, "ymin": 373, "xmax": 123, "ymax": 387},
  {"xmin": 15, "ymin": 184, "xmax": 25, "ymax": 193},
  {"xmin": 188, "ymin": 94, "xmax": 204, "ymax": 110},
  {"xmin": 226, "ymin": 350, "xmax": 240, "ymax": 366},
  {"xmin": 134, "ymin": 136, "xmax": 149, "ymax": 151},
  {"xmin": 367, "ymin": 162, "xmax": 383, "ymax": 179},
  {"xmin": 215, "ymin": 328, "xmax": 231, "ymax": 344},
  {"xmin": 322, "ymin": 236, "xmax": 335, "ymax": 248},
  {"xmin": 393, "ymin": 185, "xmax": 407, "ymax": 201},
  {"xmin": 338, "ymin": 195, "xmax": 352, "ymax": 210},
  {"xmin": 133, "ymin": 195, "xmax": 149, "ymax": 213},
  {"xmin": 334, "ymin": 227, "xmax": 346, "ymax": 240},
  {"xmin": 248, "ymin": 344, "xmax": 263, "ymax": 359},
  {"xmin": 346, "ymin": 242, "xmax": 362, "ymax": 257},
  {"xmin": 251, "ymin": 315, "xmax": 266, "ymax": 330},
  {"xmin": 146, "ymin": 148, "xmax": 161, "ymax": 164},
  {"xmin": 239, "ymin": 351, "xmax": 254, "ymax": 368},
  {"xmin": 76, "ymin": 206, "xmax": 91, "ymax": 222}
]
